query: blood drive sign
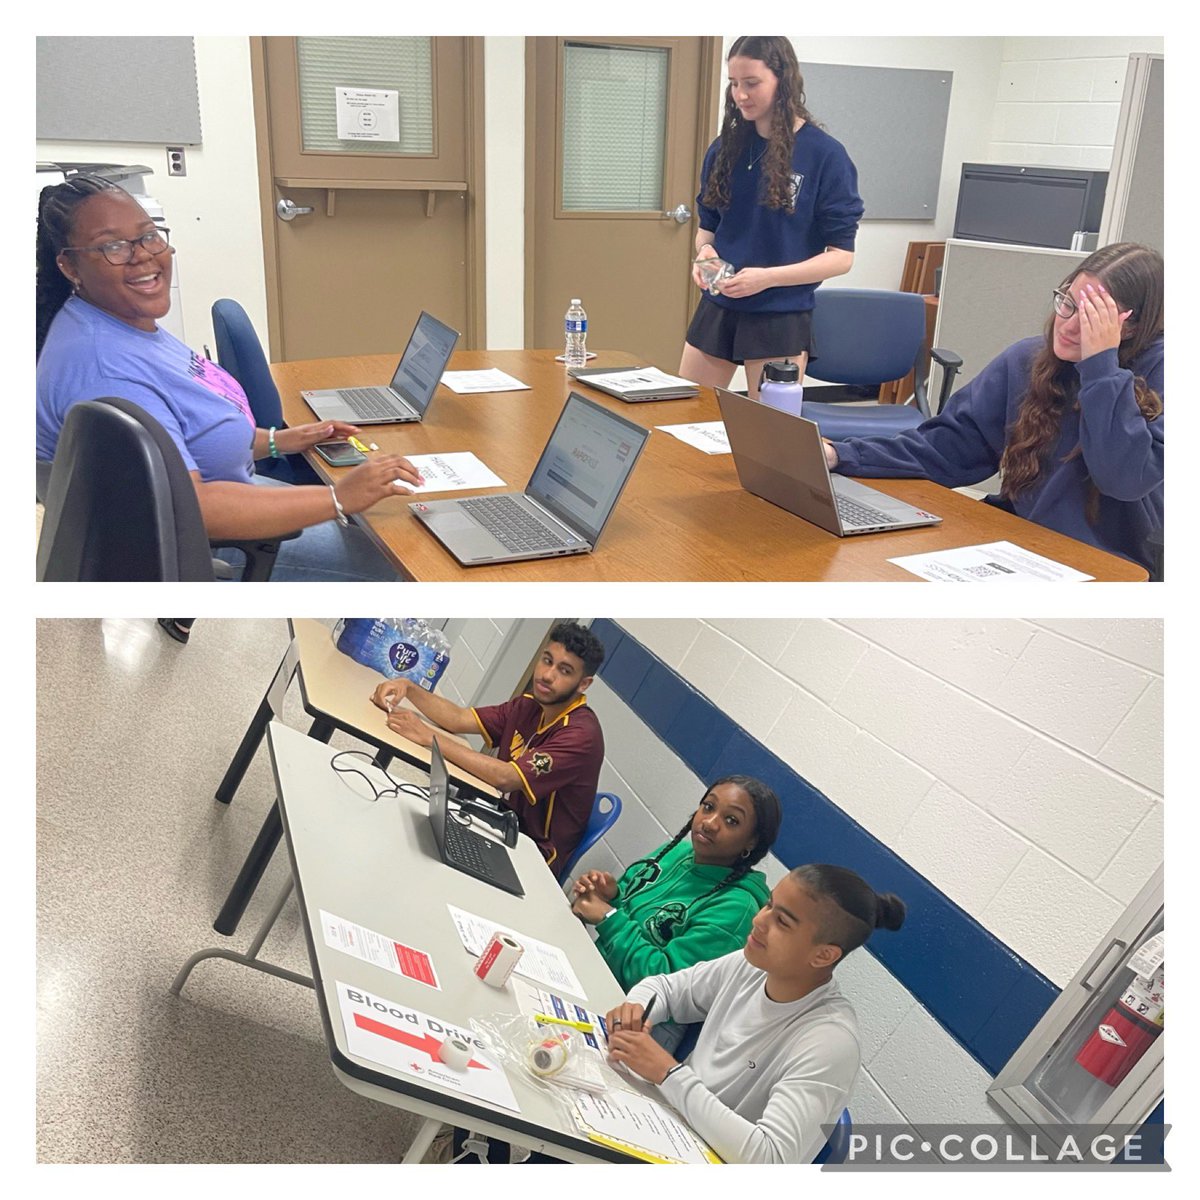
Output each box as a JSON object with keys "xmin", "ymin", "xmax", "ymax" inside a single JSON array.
[{"xmin": 335, "ymin": 980, "xmax": 520, "ymax": 1111}]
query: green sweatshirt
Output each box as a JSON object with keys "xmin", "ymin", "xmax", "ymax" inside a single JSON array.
[{"xmin": 594, "ymin": 837, "xmax": 770, "ymax": 991}]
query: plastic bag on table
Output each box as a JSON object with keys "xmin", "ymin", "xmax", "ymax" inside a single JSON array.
[{"xmin": 470, "ymin": 1011, "xmax": 619, "ymax": 1096}]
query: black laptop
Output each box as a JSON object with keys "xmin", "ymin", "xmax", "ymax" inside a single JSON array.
[{"xmin": 427, "ymin": 738, "xmax": 524, "ymax": 897}]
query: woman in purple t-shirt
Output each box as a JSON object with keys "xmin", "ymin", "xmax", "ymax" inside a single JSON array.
[{"xmin": 36, "ymin": 175, "xmax": 421, "ymax": 581}]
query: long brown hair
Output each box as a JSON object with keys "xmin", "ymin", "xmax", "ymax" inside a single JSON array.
[
  {"xmin": 701, "ymin": 36, "xmax": 816, "ymax": 213},
  {"xmin": 999, "ymin": 242, "xmax": 1164, "ymax": 515}
]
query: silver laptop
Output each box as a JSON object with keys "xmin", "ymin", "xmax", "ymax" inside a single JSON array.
[
  {"xmin": 715, "ymin": 387, "xmax": 942, "ymax": 535},
  {"xmin": 411, "ymin": 391, "xmax": 650, "ymax": 564},
  {"xmin": 301, "ymin": 311, "xmax": 460, "ymax": 424},
  {"xmin": 427, "ymin": 739, "xmax": 524, "ymax": 897}
]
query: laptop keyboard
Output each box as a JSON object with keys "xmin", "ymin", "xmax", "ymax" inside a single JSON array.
[
  {"xmin": 835, "ymin": 495, "xmax": 900, "ymax": 528},
  {"xmin": 444, "ymin": 816, "xmax": 490, "ymax": 872},
  {"xmin": 458, "ymin": 495, "xmax": 570, "ymax": 553},
  {"xmin": 335, "ymin": 387, "xmax": 408, "ymax": 420}
]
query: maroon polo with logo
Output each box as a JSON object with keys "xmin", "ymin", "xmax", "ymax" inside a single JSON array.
[{"xmin": 471, "ymin": 693, "xmax": 604, "ymax": 877}]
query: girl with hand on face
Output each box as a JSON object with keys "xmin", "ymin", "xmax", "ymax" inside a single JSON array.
[
  {"xmin": 824, "ymin": 242, "xmax": 1164, "ymax": 573},
  {"xmin": 570, "ymin": 776, "xmax": 781, "ymax": 1047},
  {"xmin": 681, "ymin": 36, "xmax": 863, "ymax": 398},
  {"xmin": 36, "ymin": 176, "xmax": 422, "ymax": 582}
]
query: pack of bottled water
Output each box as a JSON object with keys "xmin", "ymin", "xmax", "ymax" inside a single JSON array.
[{"xmin": 333, "ymin": 618, "xmax": 451, "ymax": 692}]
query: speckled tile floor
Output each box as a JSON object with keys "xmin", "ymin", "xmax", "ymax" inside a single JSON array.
[{"xmin": 36, "ymin": 618, "xmax": 431, "ymax": 1165}]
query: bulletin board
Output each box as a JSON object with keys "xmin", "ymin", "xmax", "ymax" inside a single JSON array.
[
  {"xmin": 800, "ymin": 62, "xmax": 952, "ymax": 222},
  {"xmin": 36, "ymin": 37, "xmax": 202, "ymax": 145}
]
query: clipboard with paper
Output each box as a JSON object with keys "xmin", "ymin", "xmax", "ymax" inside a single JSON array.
[{"xmin": 568, "ymin": 1086, "xmax": 722, "ymax": 1164}]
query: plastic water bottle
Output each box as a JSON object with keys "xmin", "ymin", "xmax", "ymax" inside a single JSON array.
[
  {"xmin": 564, "ymin": 298, "xmax": 588, "ymax": 367},
  {"xmin": 758, "ymin": 359, "xmax": 805, "ymax": 416},
  {"xmin": 418, "ymin": 625, "xmax": 452, "ymax": 693}
]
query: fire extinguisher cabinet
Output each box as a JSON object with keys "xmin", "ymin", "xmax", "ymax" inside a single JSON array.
[{"xmin": 987, "ymin": 864, "xmax": 1163, "ymax": 1149}]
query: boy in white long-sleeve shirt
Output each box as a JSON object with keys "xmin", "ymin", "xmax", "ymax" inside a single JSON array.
[{"xmin": 606, "ymin": 863, "xmax": 906, "ymax": 1164}]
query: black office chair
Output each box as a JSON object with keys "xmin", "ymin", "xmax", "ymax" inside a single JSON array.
[
  {"xmin": 799, "ymin": 288, "xmax": 963, "ymax": 440},
  {"xmin": 36, "ymin": 397, "xmax": 294, "ymax": 581},
  {"xmin": 212, "ymin": 297, "xmax": 321, "ymax": 485}
]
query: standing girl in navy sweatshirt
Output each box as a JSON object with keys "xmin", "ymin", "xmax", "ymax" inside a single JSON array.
[
  {"xmin": 825, "ymin": 242, "xmax": 1164, "ymax": 572},
  {"xmin": 681, "ymin": 36, "xmax": 864, "ymax": 398}
]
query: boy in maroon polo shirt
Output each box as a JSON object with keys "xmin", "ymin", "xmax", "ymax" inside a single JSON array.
[{"xmin": 370, "ymin": 621, "xmax": 606, "ymax": 878}]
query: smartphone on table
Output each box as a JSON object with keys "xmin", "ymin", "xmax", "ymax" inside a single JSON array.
[{"xmin": 313, "ymin": 440, "xmax": 367, "ymax": 466}]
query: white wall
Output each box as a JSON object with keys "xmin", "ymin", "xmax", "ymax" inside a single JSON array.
[
  {"xmin": 989, "ymin": 37, "xmax": 1165, "ymax": 170},
  {"xmin": 36, "ymin": 35, "xmax": 1161, "ymax": 359},
  {"xmin": 565, "ymin": 619, "xmax": 1163, "ymax": 1132}
]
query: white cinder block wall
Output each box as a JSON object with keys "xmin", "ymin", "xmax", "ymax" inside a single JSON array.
[
  {"xmin": 989, "ymin": 37, "xmax": 1164, "ymax": 169},
  {"xmin": 564, "ymin": 619, "xmax": 1162, "ymax": 1132},
  {"xmin": 437, "ymin": 618, "xmax": 516, "ymax": 710}
]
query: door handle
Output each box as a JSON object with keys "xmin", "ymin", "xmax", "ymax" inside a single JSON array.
[
  {"xmin": 276, "ymin": 198, "xmax": 314, "ymax": 222},
  {"xmin": 663, "ymin": 204, "xmax": 692, "ymax": 224}
]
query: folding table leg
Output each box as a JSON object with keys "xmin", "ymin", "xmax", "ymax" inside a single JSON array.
[{"xmin": 213, "ymin": 716, "xmax": 336, "ymax": 936}]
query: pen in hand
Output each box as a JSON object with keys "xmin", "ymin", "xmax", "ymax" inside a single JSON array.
[{"xmin": 640, "ymin": 995, "xmax": 657, "ymax": 1026}]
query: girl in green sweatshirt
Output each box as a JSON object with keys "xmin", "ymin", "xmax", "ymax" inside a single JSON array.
[{"xmin": 570, "ymin": 775, "xmax": 782, "ymax": 994}]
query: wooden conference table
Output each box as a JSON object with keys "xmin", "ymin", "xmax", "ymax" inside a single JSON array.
[
  {"xmin": 274, "ymin": 348, "xmax": 1146, "ymax": 582},
  {"xmin": 213, "ymin": 618, "xmax": 500, "ymax": 937},
  {"xmin": 181, "ymin": 721, "xmax": 678, "ymax": 1163}
]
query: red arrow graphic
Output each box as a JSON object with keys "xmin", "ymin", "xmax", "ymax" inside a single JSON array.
[{"xmin": 353, "ymin": 1013, "xmax": 488, "ymax": 1069}]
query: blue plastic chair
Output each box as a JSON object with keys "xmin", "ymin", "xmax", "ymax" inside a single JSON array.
[
  {"xmin": 813, "ymin": 1108, "xmax": 852, "ymax": 1164},
  {"xmin": 799, "ymin": 288, "xmax": 961, "ymax": 440},
  {"xmin": 211, "ymin": 298, "xmax": 321, "ymax": 485},
  {"xmin": 559, "ymin": 792, "xmax": 622, "ymax": 882}
]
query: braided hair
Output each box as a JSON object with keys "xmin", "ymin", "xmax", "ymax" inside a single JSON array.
[
  {"xmin": 623, "ymin": 775, "xmax": 782, "ymax": 921},
  {"xmin": 36, "ymin": 175, "xmax": 124, "ymax": 358}
]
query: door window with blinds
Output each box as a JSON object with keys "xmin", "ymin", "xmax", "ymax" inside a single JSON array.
[
  {"xmin": 296, "ymin": 37, "xmax": 434, "ymax": 155},
  {"xmin": 561, "ymin": 42, "xmax": 669, "ymax": 212}
]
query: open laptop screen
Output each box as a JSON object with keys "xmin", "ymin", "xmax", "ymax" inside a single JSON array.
[
  {"xmin": 389, "ymin": 312, "xmax": 460, "ymax": 415},
  {"xmin": 426, "ymin": 737, "xmax": 450, "ymax": 853},
  {"xmin": 525, "ymin": 393, "xmax": 650, "ymax": 545}
]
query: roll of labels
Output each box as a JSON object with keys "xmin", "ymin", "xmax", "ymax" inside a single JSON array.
[{"xmin": 473, "ymin": 932, "xmax": 523, "ymax": 988}]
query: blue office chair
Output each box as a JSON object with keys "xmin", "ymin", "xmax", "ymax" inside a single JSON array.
[
  {"xmin": 559, "ymin": 792, "xmax": 623, "ymax": 882},
  {"xmin": 211, "ymin": 298, "xmax": 321, "ymax": 485},
  {"xmin": 799, "ymin": 288, "xmax": 962, "ymax": 441},
  {"xmin": 813, "ymin": 1108, "xmax": 853, "ymax": 1165}
]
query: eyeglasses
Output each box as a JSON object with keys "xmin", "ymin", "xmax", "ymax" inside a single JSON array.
[
  {"xmin": 64, "ymin": 227, "xmax": 171, "ymax": 266},
  {"xmin": 1052, "ymin": 287, "xmax": 1078, "ymax": 319}
]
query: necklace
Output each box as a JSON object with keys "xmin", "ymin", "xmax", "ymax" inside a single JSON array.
[{"xmin": 747, "ymin": 142, "xmax": 768, "ymax": 171}]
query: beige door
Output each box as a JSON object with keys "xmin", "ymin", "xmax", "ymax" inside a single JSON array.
[
  {"xmin": 526, "ymin": 37, "xmax": 721, "ymax": 368},
  {"xmin": 252, "ymin": 37, "xmax": 485, "ymax": 361}
]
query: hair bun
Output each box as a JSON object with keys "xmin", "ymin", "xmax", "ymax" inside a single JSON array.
[{"xmin": 874, "ymin": 892, "xmax": 907, "ymax": 931}]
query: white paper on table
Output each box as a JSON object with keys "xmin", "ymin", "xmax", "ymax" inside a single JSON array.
[
  {"xmin": 656, "ymin": 421, "xmax": 731, "ymax": 455},
  {"xmin": 440, "ymin": 369, "xmax": 530, "ymax": 394},
  {"xmin": 335, "ymin": 979, "xmax": 520, "ymax": 1111},
  {"xmin": 319, "ymin": 910, "xmax": 440, "ymax": 989},
  {"xmin": 403, "ymin": 452, "xmax": 505, "ymax": 493},
  {"xmin": 570, "ymin": 1086, "xmax": 716, "ymax": 1163},
  {"xmin": 512, "ymin": 977, "xmax": 609, "ymax": 1051},
  {"xmin": 887, "ymin": 541, "xmax": 1094, "ymax": 583},
  {"xmin": 447, "ymin": 904, "xmax": 586, "ymax": 998}
]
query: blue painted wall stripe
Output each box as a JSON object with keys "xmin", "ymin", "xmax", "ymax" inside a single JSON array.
[{"xmin": 589, "ymin": 619, "xmax": 1061, "ymax": 1076}]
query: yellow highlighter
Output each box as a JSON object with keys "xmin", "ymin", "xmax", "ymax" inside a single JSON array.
[
  {"xmin": 347, "ymin": 436, "xmax": 371, "ymax": 454},
  {"xmin": 534, "ymin": 1013, "xmax": 595, "ymax": 1034}
]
